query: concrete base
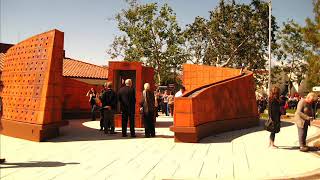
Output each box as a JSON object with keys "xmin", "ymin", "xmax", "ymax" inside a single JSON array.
[
  {"xmin": 170, "ymin": 116, "xmax": 259, "ymax": 143},
  {"xmin": 0, "ymin": 119, "xmax": 68, "ymax": 142}
]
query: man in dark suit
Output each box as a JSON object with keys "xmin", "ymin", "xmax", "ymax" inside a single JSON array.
[
  {"xmin": 118, "ymin": 79, "xmax": 136, "ymax": 137},
  {"xmin": 140, "ymin": 83, "xmax": 156, "ymax": 137},
  {"xmin": 100, "ymin": 82, "xmax": 117, "ymax": 134}
]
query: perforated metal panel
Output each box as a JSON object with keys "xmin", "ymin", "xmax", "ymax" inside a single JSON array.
[{"xmin": 1, "ymin": 30, "xmax": 64, "ymax": 125}]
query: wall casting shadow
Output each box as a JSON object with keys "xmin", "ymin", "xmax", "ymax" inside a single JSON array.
[{"xmin": 0, "ymin": 161, "xmax": 79, "ymax": 169}]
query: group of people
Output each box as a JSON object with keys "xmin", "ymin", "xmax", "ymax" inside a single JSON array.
[
  {"xmin": 267, "ymin": 86, "xmax": 319, "ymax": 152},
  {"xmin": 86, "ymin": 80, "xmax": 188, "ymax": 138},
  {"xmin": 155, "ymin": 87, "xmax": 186, "ymax": 117},
  {"xmin": 86, "ymin": 79, "xmax": 140, "ymax": 137}
]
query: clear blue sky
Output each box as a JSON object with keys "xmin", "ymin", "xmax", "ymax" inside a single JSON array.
[{"xmin": 0, "ymin": 0, "xmax": 314, "ymax": 66}]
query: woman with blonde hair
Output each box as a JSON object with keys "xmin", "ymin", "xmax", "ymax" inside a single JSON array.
[
  {"xmin": 294, "ymin": 92, "xmax": 317, "ymax": 152},
  {"xmin": 267, "ymin": 86, "xmax": 281, "ymax": 148}
]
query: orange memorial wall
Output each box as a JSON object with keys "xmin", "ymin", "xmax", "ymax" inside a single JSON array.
[
  {"xmin": 171, "ymin": 64, "xmax": 259, "ymax": 143},
  {"xmin": 0, "ymin": 29, "xmax": 67, "ymax": 141},
  {"xmin": 108, "ymin": 61, "xmax": 155, "ymax": 128}
]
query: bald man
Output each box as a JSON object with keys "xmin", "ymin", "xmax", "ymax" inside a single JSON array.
[{"xmin": 118, "ymin": 79, "xmax": 136, "ymax": 137}]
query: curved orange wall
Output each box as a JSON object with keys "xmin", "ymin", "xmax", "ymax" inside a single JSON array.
[
  {"xmin": 171, "ymin": 64, "xmax": 259, "ymax": 143},
  {"xmin": 0, "ymin": 29, "xmax": 66, "ymax": 141}
]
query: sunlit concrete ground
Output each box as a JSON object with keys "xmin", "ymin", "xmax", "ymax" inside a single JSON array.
[{"xmin": 1, "ymin": 115, "xmax": 320, "ymax": 180}]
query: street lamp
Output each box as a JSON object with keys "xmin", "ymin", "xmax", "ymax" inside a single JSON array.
[{"xmin": 268, "ymin": 0, "xmax": 272, "ymax": 95}]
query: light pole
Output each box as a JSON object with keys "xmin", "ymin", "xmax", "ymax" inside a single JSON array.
[{"xmin": 268, "ymin": 0, "xmax": 272, "ymax": 95}]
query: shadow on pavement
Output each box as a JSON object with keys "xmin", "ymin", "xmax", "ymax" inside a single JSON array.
[
  {"xmin": 200, "ymin": 120, "xmax": 294, "ymax": 143},
  {"xmin": 50, "ymin": 119, "xmax": 173, "ymax": 142},
  {"xmin": 0, "ymin": 161, "xmax": 79, "ymax": 169}
]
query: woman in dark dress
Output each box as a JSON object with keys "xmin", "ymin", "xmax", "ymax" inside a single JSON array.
[
  {"xmin": 268, "ymin": 86, "xmax": 281, "ymax": 148},
  {"xmin": 86, "ymin": 88, "xmax": 97, "ymax": 121}
]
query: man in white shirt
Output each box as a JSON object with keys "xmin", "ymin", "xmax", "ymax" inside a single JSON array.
[{"xmin": 175, "ymin": 86, "xmax": 186, "ymax": 97}]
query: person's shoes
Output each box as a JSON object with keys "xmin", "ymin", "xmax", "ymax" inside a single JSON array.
[
  {"xmin": 110, "ymin": 131, "xmax": 117, "ymax": 134},
  {"xmin": 99, "ymin": 128, "xmax": 103, "ymax": 131},
  {"xmin": 0, "ymin": 158, "xmax": 5, "ymax": 164},
  {"xmin": 145, "ymin": 135, "xmax": 150, "ymax": 138},
  {"xmin": 122, "ymin": 134, "xmax": 127, "ymax": 137},
  {"xmin": 300, "ymin": 146, "xmax": 309, "ymax": 152},
  {"xmin": 151, "ymin": 135, "xmax": 156, "ymax": 137},
  {"xmin": 104, "ymin": 131, "xmax": 109, "ymax": 134},
  {"xmin": 131, "ymin": 135, "xmax": 136, "ymax": 138}
]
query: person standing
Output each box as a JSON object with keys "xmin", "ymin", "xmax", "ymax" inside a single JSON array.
[
  {"xmin": 162, "ymin": 90, "xmax": 169, "ymax": 116},
  {"xmin": 168, "ymin": 91, "xmax": 174, "ymax": 116},
  {"xmin": 86, "ymin": 88, "xmax": 97, "ymax": 121},
  {"xmin": 268, "ymin": 86, "xmax": 281, "ymax": 148},
  {"xmin": 118, "ymin": 79, "xmax": 136, "ymax": 137},
  {"xmin": 100, "ymin": 82, "xmax": 117, "ymax": 134},
  {"xmin": 294, "ymin": 92, "xmax": 317, "ymax": 152},
  {"xmin": 175, "ymin": 86, "xmax": 186, "ymax": 97},
  {"xmin": 140, "ymin": 83, "xmax": 156, "ymax": 137},
  {"xmin": 99, "ymin": 85, "xmax": 106, "ymax": 131}
]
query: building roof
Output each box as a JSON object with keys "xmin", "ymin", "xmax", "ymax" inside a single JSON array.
[
  {"xmin": 0, "ymin": 53, "xmax": 108, "ymax": 79},
  {"xmin": 63, "ymin": 58, "xmax": 108, "ymax": 79}
]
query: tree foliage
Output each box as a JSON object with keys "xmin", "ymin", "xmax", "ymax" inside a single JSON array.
[
  {"xmin": 275, "ymin": 20, "xmax": 308, "ymax": 94},
  {"xmin": 184, "ymin": 0, "xmax": 277, "ymax": 69},
  {"xmin": 303, "ymin": 0, "xmax": 320, "ymax": 90},
  {"xmin": 108, "ymin": 0, "xmax": 188, "ymax": 85}
]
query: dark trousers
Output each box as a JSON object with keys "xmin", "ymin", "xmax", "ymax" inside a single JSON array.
[
  {"xmin": 100, "ymin": 110, "xmax": 104, "ymax": 130},
  {"xmin": 122, "ymin": 112, "xmax": 135, "ymax": 136},
  {"xmin": 143, "ymin": 112, "xmax": 155, "ymax": 137},
  {"xmin": 163, "ymin": 102, "xmax": 168, "ymax": 116},
  {"xmin": 297, "ymin": 123, "xmax": 309, "ymax": 147},
  {"xmin": 90, "ymin": 104, "xmax": 96, "ymax": 121},
  {"xmin": 270, "ymin": 132, "xmax": 275, "ymax": 141},
  {"xmin": 104, "ymin": 109, "xmax": 115, "ymax": 133}
]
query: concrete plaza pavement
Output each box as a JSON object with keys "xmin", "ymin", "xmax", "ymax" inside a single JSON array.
[{"xmin": 0, "ymin": 115, "xmax": 320, "ymax": 180}]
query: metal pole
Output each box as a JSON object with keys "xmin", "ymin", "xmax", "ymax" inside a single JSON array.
[{"xmin": 268, "ymin": 0, "xmax": 272, "ymax": 95}]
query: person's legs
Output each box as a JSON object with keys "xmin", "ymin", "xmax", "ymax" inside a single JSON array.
[
  {"xmin": 103, "ymin": 109, "xmax": 110, "ymax": 134},
  {"xmin": 91, "ymin": 104, "xmax": 96, "ymax": 121},
  {"xmin": 143, "ymin": 114, "xmax": 150, "ymax": 137},
  {"xmin": 110, "ymin": 110, "xmax": 115, "ymax": 134},
  {"xmin": 129, "ymin": 113, "xmax": 136, "ymax": 137},
  {"xmin": 149, "ymin": 112, "xmax": 155, "ymax": 137},
  {"xmin": 297, "ymin": 126, "xmax": 309, "ymax": 152},
  {"xmin": 100, "ymin": 109, "xmax": 104, "ymax": 131},
  {"xmin": 269, "ymin": 132, "xmax": 277, "ymax": 148},
  {"xmin": 302, "ymin": 123, "xmax": 309, "ymax": 147},
  {"xmin": 122, "ymin": 113, "xmax": 129, "ymax": 137}
]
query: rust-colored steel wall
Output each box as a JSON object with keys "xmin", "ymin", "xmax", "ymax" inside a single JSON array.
[
  {"xmin": 171, "ymin": 64, "xmax": 259, "ymax": 143},
  {"xmin": 62, "ymin": 77, "xmax": 104, "ymax": 119},
  {"xmin": 108, "ymin": 61, "xmax": 154, "ymax": 128},
  {"xmin": 183, "ymin": 64, "xmax": 240, "ymax": 92},
  {"xmin": 0, "ymin": 30, "xmax": 67, "ymax": 141}
]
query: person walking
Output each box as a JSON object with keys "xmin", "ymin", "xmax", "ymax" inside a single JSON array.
[
  {"xmin": 294, "ymin": 92, "xmax": 317, "ymax": 152},
  {"xmin": 100, "ymin": 82, "xmax": 117, "ymax": 134},
  {"xmin": 268, "ymin": 86, "xmax": 281, "ymax": 148},
  {"xmin": 118, "ymin": 79, "xmax": 136, "ymax": 137},
  {"xmin": 140, "ymin": 83, "xmax": 156, "ymax": 138},
  {"xmin": 86, "ymin": 88, "xmax": 97, "ymax": 121}
]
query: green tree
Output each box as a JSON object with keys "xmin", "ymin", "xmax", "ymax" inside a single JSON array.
[
  {"xmin": 108, "ymin": 0, "xmax": 187, "ymax": 85},
  {"xmin": 303, "ymin": 0, "xmax": 320, "ymax": 90},
  {"xmin": 183, "ymin": 0, "xmax": 278, "ymax": 88},
  {"xmin": 276, "ymin": 20, "xmax": 308, "ymax": 95}
]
